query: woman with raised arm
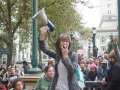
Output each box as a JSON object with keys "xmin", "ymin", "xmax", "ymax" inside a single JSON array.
[{"xmin": 39, "ymin": 26, "xmax": 80, "ymax": 90}]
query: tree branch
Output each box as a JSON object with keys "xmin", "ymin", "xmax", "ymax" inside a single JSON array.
[
  {"xmin": 11, "ymin": 0, "xmax": 17, "ymax": 7},
  {"xmin": 12, "ymin": 17, "xmax": 22, "ymax": 35}
]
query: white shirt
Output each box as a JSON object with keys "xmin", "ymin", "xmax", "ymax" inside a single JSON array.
[{"xmin": 55, "ymin": 59, "xmax": 69, "ymax": 90}]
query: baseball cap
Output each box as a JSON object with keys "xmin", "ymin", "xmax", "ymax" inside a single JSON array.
[{"xmin": 101, "ymin": 59, "xmax": 107, "ymax": 64}]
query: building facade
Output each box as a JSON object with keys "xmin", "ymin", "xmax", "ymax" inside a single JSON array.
[{"xmin": 96, "ymin": 0, "xmax": 118, "ymax": 55}]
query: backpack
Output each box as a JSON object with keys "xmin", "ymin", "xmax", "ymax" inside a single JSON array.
[{"xmin": 70, "ymin": 52, "xmax": 85, "ymax": 89}]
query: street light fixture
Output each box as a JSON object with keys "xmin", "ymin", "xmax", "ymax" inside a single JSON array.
[
  {"xmin": 28, "ymin": 0, "xmax": 42, "ymax": 74},
  {"xmin": 92, "ymin": 27, "xmax": 97, "ymax": 57},
  {"xmin": 88, "ymin": 42, "xmax": 90, "ymax": 58},
  {"xmin": 92, "ymin": 27, "xmax": 96, "ymax": 48}
]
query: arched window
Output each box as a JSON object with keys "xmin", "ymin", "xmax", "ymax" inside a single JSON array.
[{"xmin": 100, "ymin": 36, "xmax": 106, "ymax": 43}]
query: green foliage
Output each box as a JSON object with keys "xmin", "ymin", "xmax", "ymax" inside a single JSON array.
[
  {"xmin": 0, "ymin": 0, "xmax": 92, "ymax": 67},
  {"xmin": 105, "ymin": 35, "xmax": 114, "ymax": 54}
]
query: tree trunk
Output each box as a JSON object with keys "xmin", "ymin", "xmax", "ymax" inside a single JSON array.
[{"xmin": 6, "ymin": 41, "xmax": 13, "ymax": 68}]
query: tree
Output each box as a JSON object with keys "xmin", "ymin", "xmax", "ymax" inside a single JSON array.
[
  {"xmin": 105, "ymin": 35, "xmax": 114, "ymax": 54},
  {"xmin": 0, "ymin": 0, "xmax": 32, "ymax": 67},
  {"xmin": 0, "ymin": 0, "xmax": 91, "ymax": 67}
]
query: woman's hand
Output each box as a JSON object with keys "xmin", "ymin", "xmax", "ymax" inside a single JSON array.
[
  {"xmin": 61, "ymin": 45, "xmax": 69, "ymax": 59},
  {"xmin": 39, "ymin": 26, "xmax": 49, "ymax": 40}
]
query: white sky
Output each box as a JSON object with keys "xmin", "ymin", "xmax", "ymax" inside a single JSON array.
[{"xmin": 76, "ymin": 0, "xmax": 100, "ymax": 27}]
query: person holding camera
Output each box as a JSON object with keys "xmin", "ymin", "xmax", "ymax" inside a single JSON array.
[{"xmin": 39, "ymin": 26, "xmax": 80, "ymax": 90}]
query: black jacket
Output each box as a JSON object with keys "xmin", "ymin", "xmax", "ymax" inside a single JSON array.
[
  {"xmin": 39, "ymin": 40, "xmax": 79, "ymax": 90},
  {"xmin": 105, "ymin": 61, "xmax": 120, "ymax": 90},
  {"xmin": 85, "ymin": 71, "xmax": 100, "ymax": 81}
]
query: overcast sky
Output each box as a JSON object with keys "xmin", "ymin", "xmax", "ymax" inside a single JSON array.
[{"xmin": 76, "ymin": 0, "xmax": 100, "ymax": 27}]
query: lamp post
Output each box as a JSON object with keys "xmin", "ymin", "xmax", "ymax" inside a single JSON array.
[
  {"xmin": 117, "ymin": 0, "xmax": 120, "ymax": 48},
  {"xmin": 92, "ymin": 27, "xmax": 96, "ymax": 48},
  {"xmin": 88, "ymin": 43, "xmax": 90, "ymax": 58},
  {"xmin": 92, "ymin": 27, "xmax": 96, "ymax": 57},
  {"xmin": 28, "ymin": 0, "xmax": 42, "ymax": 74}
]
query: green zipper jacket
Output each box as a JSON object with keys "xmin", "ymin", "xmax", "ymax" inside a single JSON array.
[{"xmin": 34, "ymin": 77, "xmax": 52, "ymax": 90}]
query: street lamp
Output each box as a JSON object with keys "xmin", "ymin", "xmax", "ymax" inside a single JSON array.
[
  {"xmin": 92, "ymin": 27, "xmax": 96, "ymax": 48},
  {"xmin": 88, "ymin": 42, "xmax": 90, "ymax": 58},
  {"xmin": 92, "ymin": 27, "xmax": 96, "ymax": 57},
  {"xmin": 28, "ymin": 0, "xmax": 42, "ymax": 74}
]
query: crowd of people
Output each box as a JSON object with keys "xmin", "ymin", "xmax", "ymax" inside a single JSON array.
[
  {"xmin": 36, "ymin": 26, "xmax": 120, "ymax": 90},
  {"xmin": 0, "ymin": 26, "xmax": 120, "ymax": 90},
  {"xmin": 0, "ymin": 61, "xmax": 29, "ymax": 90}
]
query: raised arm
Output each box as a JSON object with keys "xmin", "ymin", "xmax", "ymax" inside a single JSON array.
[
  {"xmin": 39, "ymin": 26, "xmax": 56, "ymax": 59},
  {"xmin": 39, "ymin": 26, "xmax": 48, "ymax": 41},
  {"xmin": 114, "ymin": 37, "xmax": 120, "ymax": 64}
]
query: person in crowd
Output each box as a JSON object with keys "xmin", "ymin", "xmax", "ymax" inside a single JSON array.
[
  {"xmin": 11, "ymin": 62, "xmax": 16, "ymax": 68},
  {"xmin": 85, "ymin": 63, "xmax": 100, "ymax": 90},
  {"xmin": 103, "ymin": 54, "xmax": 110, "ymax": 69},
  {"xmin": 0, "ymin": 68, "xmax": 3, "ymax": 79},
  {"xmin": 98, "ymin": 56, "xmax": 103, "ymax": 64},
  {"xmin": 3, "ymin": 65, "xmax": 11, "ymax": 80},
  {"xmin": 15, "ymin": 66, "xmax": 24, "ymax": 77},
  {"xmin": 39, "ymin": 26, "xmax": 80, "ymax": 90},
  {"xmin": 93, "ymin": 46, "xmax": 98, "ymax": 57},
  {"xmin": 7, "ymin": 67, "xmax": 20, "ymax": 89},
  {"xmin": 0, "ymin": 65, "xmax": 6, "ymax": 74},
  {"xmin": 85, "ymin": 63, "xmax": 100, "ymax": 81},
  {"xmin": 0, "ymin": 77, "xmax": 7, "ymax": 90},
  {"xmin": 87, "ymin": 58, "xmax": 94, "ymax": 70},
  {"xmin": 22, "ymin": 61, "xmax": 30, "ymax": 74},
  {"xmin": 34, "ymin": 65, "xmax": 54, "ymax": 90},
  {"xmin": 103, "ymin": 54, "xmax": 108, "ymax": 60},
  {"xmin": 41, "ymin": 64, "xmax": 46, "ymax": 73},
  {"xmin": 52, "ymin": 60, "xmax": 55, "ymax": 71},
  {"xmin": 98, "ymin": 59, "xmax": 109, "ymax": 81},
  {"xmin": 94, "ymin": 57, "xmax": 100, "ymax": 70},
  {"xmin": 102, "ymin": 50, "xmax": 120, "ymax": 90},
  {"xmin": 10, "ymin": 78, "xmax": 26, "ymax": 90},
  {"xmin": 79, "ymin": 60, "xmax": 89, "ymax": 78}
]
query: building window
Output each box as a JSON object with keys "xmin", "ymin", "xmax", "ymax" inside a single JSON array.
[
  {"xmin": 107, "ymin": 4, "xmax": 111, "ymax": 8},
  {"xmin": 100, "ymin": 36, "xmax": 106, "ymax": 43},
  {"xmin": 108, "ymin": 10, "xmax": 111, "ymax": 14},
  {"xmin": 100, "ymin": 46, "xmax": 106, "ymax": 51}
]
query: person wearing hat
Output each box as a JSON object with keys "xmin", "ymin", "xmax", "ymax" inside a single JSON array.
[
  {"xmin": 0, "ymin": 77, "xmax": 7, "ymax": 90},
  {"xmin": 102, "ymin": 50, "xmax": 120, "ymax": 90},
  {"xmin": 84, "ymin": 63, "xmax": 100, "ymax": 90},
  {"xmin": 85, "ymin": 63, "xmax": 100, "ymax": 81},
  {"xmin": 98, "ymin": 59, "xmax": 109, "ymax": 81}
]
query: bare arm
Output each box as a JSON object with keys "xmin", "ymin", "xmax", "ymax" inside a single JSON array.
[{"xmin": 114, "ymin": 37, "xmax": 120, "ymax": 64}]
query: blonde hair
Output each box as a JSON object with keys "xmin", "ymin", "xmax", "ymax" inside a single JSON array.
[
  {"xmin": 80, "ymin": 60, "xmax": 86, "ymax": 65},
  {"xmin": 89, "ymin": 58, "xmax": 94, "ymax": 64},
  {"xmin": 108, "ymin": 50, "xmax": 115, "ymax": 59}
]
